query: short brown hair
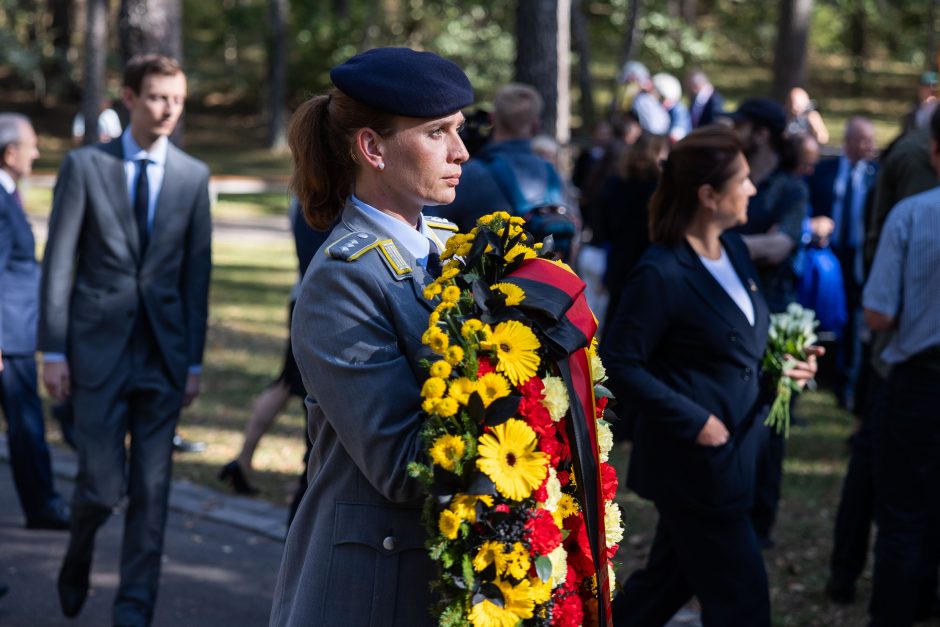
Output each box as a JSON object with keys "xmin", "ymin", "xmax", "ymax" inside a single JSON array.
[
  {"xmin": 493, "ymin": 83, "xmax": 542, "ymax": 137},
  {"xmin": 123, "ymin": 54, "xmax": 183, "ymax": 94},
  {"xmin": 619, "ymin": 133, "xmax": 669, "ymax": 180},
  {"xmin": 288, "ymin": 88, "xmax": 397, "ymax": 229},
  {"xmin": 648, "ymin": 125, "xmax": 743, "ymax": 246}
]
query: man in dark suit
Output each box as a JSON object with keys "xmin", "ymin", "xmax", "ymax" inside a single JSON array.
[
  {"xmin": 687, "ymin": 69, "xmax": 725, "ymax": 128},
  {"xmin": 39, "ymin": 55, "xmax": 211, "ymax": 626},
  {"xmin": 0, "ymin": 113, "xmax": 70, "ymax": 531},
  {"xmin": 807, "ymin": 116, "xmax": 877, "ymax": 411}
]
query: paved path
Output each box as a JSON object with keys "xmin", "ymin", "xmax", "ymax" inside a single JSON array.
[{"xmin": 0, "ymin": 440, "xmax": 287, "ymax": 627}]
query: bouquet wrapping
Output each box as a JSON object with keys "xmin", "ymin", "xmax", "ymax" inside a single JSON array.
[
  {"xmin": 762, "ymin": 303, "xmax": 819, "ymax": 437},
  {"xmin": 408, "ymin": 212, "xmax": 622, "ymax": 627}
]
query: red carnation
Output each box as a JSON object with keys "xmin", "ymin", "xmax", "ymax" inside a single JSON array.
[
  {"xmin": 564, "ymin": 515, "xmax": 596, "ymax": 577},
  {"xmin": 477, "ymin": 358, "xmax": 496, "ymax": 376},
  {"xmin": 552, "ymin": 590, "xmax": 583, "ymax": 627},
  {"xmin": 495, "ymin": 504, "xmax": 510, "ymax": 514},
  {"xmin": 519, "ymin": 376, "xmax": 544, "ymax": 399},
  {"xmin": 600, "ymin": 462, "xmax": 619, "ymax": 502},
  {"xmin": 595, "ymin": 396, "xmax": 608, "ymax": 419},
  {"xmin": 525, "ymin": 509, "xmax": 562, "ymax": 554},
  {"xmin": 557, "ymin": 470, "xmax": 571, "ymax": 487},
  {"xmin": 539, "ymin": 433, "xmax": 563, "ymax": 467},
  {"xmin": 532, "ymin": 477, "xmax": 548, "ymax": 503},
  {"xmin": 520, "ymin": 397, "xmax": 554, "ymax": 438},
  {"xmin": 606, "ymin": 543, "xmax": 619, "ymax": 560}
]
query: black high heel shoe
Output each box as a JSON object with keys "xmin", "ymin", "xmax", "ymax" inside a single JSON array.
[{"xmin": 218, "ymin": 460, "xmax": 259, "ymax": 495}]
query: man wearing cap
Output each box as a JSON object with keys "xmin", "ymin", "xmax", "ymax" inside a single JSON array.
[
  {"xmin": 39, "ymin": 54, "xmax": 211, "ymax": 625},
  {"xmin": 0, "ymin": 112, "xmax": 71, "ymax": 532},
  {"xmin": 903, "ymin": 71, "xmax": 938, "ymax": 133},
  {"xmin": 730, "ymin": 97, "xmax": 810, "ymax": 548}
]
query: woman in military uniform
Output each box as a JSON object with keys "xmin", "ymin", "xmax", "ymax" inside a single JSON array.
[{"xmin": 268, "ymin": 48, "xmax": 472, "ymax": 626}]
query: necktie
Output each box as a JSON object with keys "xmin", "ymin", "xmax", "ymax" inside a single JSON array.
[
  {"xmin": 134, "ymin": 159, "xmax": 150, "ymax": 254},
  {"xmin": 838, "ymin": 165, "xmax": 855, "ymax": 251},
  {"xmin": 426, "ymin": 249, "xmax": 442, "ymax": 279}
]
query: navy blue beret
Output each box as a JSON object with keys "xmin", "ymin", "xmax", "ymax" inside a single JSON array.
[{"xmin": 330, "ymin": 47, "xmax": 474, "ymax": 118}]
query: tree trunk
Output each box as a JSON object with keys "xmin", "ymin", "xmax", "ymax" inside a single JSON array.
[
  {"xmin": 571, "ymin": 0, "xmax": 595, "ymax": 136},
  {"xmin": 118, "ymin": 0, "xmax": 183, "ymax": 64},
  {"xmin": 45, "ymin": 0, "xmax": 75, "ymax": 95},
  {"xmin": 267, "ymin": 0, "xmax": 288, "ymax": 151},
  {"xmin": 931, "ymin": 0, "xmax": 940, "ymax": 71},
  {"xmin": 332, "ymin": 0, "xmax": 348, "ymax": 19},
  {"xmin": 610, "ymin": 0, "xmax": 642, "ymax": 116},
  {"xmin": 680, "ymin": 0, "xmax": 697, "ymax": 25},
  {"xmin": 771, "ymin": 0, "xmax": 813, "ymax": 103},
  {"xmin": 515, "ymin": 0, "xmax": 560, "ymax": 140},
  {"xmin": 82, "ymin": 0, "xmax": 108, "ymax": 146}
]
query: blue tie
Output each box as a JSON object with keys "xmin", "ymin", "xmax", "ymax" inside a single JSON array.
[{"xmin": 838, "ymin": 166, "xmax": 855, "ymax": 251}]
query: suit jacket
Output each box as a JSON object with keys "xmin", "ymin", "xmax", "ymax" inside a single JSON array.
[
  {"xmin": 807, "ymin": 156, "xmax": 878, "ymax": 221},
  {"xmin": 270, "ymin": 202, "xmax": 456, "ymax": 627},
  {"xmin": 692, "ymin": 90, "xmax": 725, "ymax": 128},
  {"xmin": 601, "ymin": 232, "xmax": 771, "ymax": 518},
  {"xmin": 38, "ymin": 139, "xmax": 211, "ymax": 389},
  {"xmin": 0, "ymin": 187, "xmax": 40, "ymax": 356}
]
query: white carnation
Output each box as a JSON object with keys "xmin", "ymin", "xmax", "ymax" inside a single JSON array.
[
  {"xmin": 541, "ymin": 467, "xmax": 562, "ymax": 512},
  {"xmin": 590, "ymin": 349, "xmax": 606, "ymax": 384},
  {"xmin": 605, "ymin": 501, "xmax": 624, "ymax": 546},
  {"xmin": 597, "ymin": 419, "xmax": 614, "ymax": 463},
  {"xmin": 548, "ymin": 543, "xmax": 568, "ymax": 588},
  {"xmin": 541, "ymin": 376, "xmax": 569, "ymax": 422}
]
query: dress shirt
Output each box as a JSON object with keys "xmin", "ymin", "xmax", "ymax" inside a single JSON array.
[
  {"xmin": 350, "ymin": 195, "xmax": 444, "ymax": 266},
  {"xmin": 864, "ymin": 186, "xmax": 940, "ymax": 364},
  {"xmin": 122, "ymin": 132, "xmax": 168, "ymax": 232},
  {"xmin": 0, "ymin": 168, "xmax": 16, "ymax": 196},
  {"xmin": 833, "ymin": 156, "xmax": 874, "ymax": 284}
]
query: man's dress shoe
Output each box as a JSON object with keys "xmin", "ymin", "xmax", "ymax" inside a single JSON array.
[{"xmin": 57, "ymin": 555, "xmax": 91, "ymax": 617}]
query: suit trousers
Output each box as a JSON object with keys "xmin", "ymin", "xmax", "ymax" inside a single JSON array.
[
  {"xmin": 68, "ymin": 320, "xmax": 183, "ymax": 627},
  {"xmin": 612, "ymin": 505, "xmax": 770, "ymax": 627},
  {"xmin": 749, "ymin": 425, "xmax": 785, "ymax": 543},
  {"xmin": 0, "ymin": 354, "xmax": 63, "ymax": 519},
  {"xmin": 870, "ymin": 360, "xmax": 940, "ymax": 627}
]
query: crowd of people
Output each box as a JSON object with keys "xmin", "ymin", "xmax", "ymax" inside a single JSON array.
[{"xmin": 1, "ymin": 46, "xmax": 938, "ymax": 626}]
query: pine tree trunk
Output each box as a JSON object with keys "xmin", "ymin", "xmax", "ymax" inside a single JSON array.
[
  {"xmin": 515, "ymin": 0, "xmax": 560, "ymax": 139},
  {"xmin": 82, "ymin": 0, "xmax": 108, "ymax": 146},
  {"xmin": 571, "ymin": 0, "xmax": 594, "ymax": 137},
  {"xmin": 267, "ymin": 0, "xmax": 289, "ymax": 151},
  {"xmin": 771, "ymin": 0, "xmax": 813, "ymax": 102}
]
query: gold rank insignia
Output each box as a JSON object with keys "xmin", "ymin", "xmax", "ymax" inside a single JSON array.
[{"xmin": 378, "ymin": 240, "xmax": 412, "ymax": 276}]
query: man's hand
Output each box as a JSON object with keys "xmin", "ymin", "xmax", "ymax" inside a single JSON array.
[
  {"xmin": 43, "ymin": 361, "xmax": 71, "ymax": 401},
  {"xmin": 696, "ymin": 415, "xmax": 730, "ymax": 446},
  {"xmin": 809, "ymin": 216, "xmax": 835, "ymax": 247},
  {"xmin": 183, "ymin": 372, "xmax": 201, "ymax": 407}
]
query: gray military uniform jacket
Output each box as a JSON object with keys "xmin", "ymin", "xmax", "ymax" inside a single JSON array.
[{"xmin": 269, "ymin": 201, "xmax": 457, "ymax": 627}]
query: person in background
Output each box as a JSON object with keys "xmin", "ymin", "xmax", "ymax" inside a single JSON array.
[
  {"xmin": 603, "ymin": 125, "xmax": 820, "ymax": 626},
  {"xmin": 71, "ymin": 98, "xmax": 123, "ymax": 145},
  {"xmin": 595, "ymin": 132, "xmax": 670, "ymax": 341},
  {"xmin": 785, "ymin": 87, "xmax": 830, "ymax": 145},
  {"xmin": 729, "ymin": 97, "xmax": 809, "ymax": 549},
  {"xmin": 864, "ymin": 105, "xmax": 940, "ymax": 627},
  {"xmin": 806, "ymin": 117, "xmax": 877, "ymax": 411},
  {"xmin": 620, "ymin": 62, "xmax": 670, "ymax": 136},
  {"xmin": 40, "ymin": 55, "xmax": 212, "ymax": 626},
  {"xmin": 901, "ymin": 71, "xmax": 938, "ymax": 134},
  {"xmin": 0, "ymin": 112, "xmax": 70, "ymax": 531},
  {"xmin": 687, "ymin": 69, "xmax": 725, "ymax": 129},
  {"xmin": 268, "ymin": 47, "xmax": 472, "ymax": 626},
  {"xmin": 653, "ymin": 72, "xmax": 692, "ymax": 143}
]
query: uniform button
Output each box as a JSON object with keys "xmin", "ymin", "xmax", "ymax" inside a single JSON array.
[
  {"xmin": 382, "ymin": 536, "xmax": 396, "ymax": 551},
  {"xmin": 728, "ymin": 331, "xmax": 738, "ymax": 343},
  {"xmin": 743, "ymin": 367, "xmax": 752, "ymax": 381}
]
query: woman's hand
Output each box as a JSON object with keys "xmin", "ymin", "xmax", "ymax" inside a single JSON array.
[
  {"xmin": 784, "ymin": 345, "xmax": 826, "ymax": 389},
  {"xmin": 696, "ymin": 415, "xmax": 730, "ymax": 446}
]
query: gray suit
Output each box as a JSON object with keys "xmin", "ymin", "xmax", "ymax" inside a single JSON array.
[
  {"xmin": 269, "ymin": 202, "xmax": 455, "ymax": 627},
  {"xmin": 39, "ymin": 138, "xmax": 211, "ymax": 626}
]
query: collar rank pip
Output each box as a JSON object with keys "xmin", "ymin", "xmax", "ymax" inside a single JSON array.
[{"xmin": 326, "ymin": 232, "xmax": 412, "ymax": 278}]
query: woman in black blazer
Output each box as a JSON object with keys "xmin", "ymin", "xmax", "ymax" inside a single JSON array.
[{"xmin": 602, "ymin": 126, "xmax": 819, "ymax": 626}]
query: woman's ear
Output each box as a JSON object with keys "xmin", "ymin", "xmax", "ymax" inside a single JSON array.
[
  {"xmin": 354, "ymin": 128, "xmax": 386, "ymax": 171},
  {"xmin": 698, "ymin": 183, "xmax": 718, "ymax": 212}
]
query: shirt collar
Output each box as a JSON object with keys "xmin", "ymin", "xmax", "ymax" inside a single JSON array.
[
  {"xmin": 694, "ymin": 84, "xmax": 713, "ymax": 107},
  {"xmin": 121, "ymin": 131, "xmax": 168, "ymax": 166},
  {"xmin": 350, "ymin": 195, "xmax": 434, "ymax": 260},
  {"xmin": 0, "ymin": 169, "xmax": 15, "ymax": 195}
]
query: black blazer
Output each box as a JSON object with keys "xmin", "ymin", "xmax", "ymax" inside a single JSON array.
[
  {"xmin": 601, "ymin": 232, "xmax": 771, "ymax": 518},
  {"xmin": 0, "ymin": 187, "xmax": 40, "ymax": 356}
]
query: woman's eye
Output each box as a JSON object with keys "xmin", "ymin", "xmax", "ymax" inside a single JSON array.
[{"xmin": 429, "ymin": 128, "xmax": 444, "ymax": 138}]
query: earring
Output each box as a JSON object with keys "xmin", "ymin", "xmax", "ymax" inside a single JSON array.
[{"xmin": 377, "ymin": 162, "xmax": 385, "ymax": 171}]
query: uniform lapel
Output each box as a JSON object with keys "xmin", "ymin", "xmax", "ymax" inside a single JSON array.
[
  {"xmin": 721, "ymin": 233, "xmax": 770, "ymax": 355},
  {"xmin": 91, "ymin": 141, "xmax": 141, "ymax": 263}
]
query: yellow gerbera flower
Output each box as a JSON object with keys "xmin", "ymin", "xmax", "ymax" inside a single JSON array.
[
  {"xmin": 438, "ymin": 508, "xmax": 461, "ymax": 540},
  {"xmin": 434, "ymin": 397, "xmax": 459, "ymax": 418},
  {"xmin": 442, "ymin": 285, "xmax": 462, "ymax": 303},
  {"xmin": 421, "ymin": 377, "xmax": 446, "ymax": 399},
  {"xmin": 445, "ymin": 345, "xmax": 465, "ymax": 366},
  {"xmin": 430, "ymin": 360, "xmax": 452, "ymax": 378},
  {"xmin": 476, "ymin": 418, "xmax": 548, "ymax": 501},
  {"xmin": 468, "ymin": 598, "xmax": 519, "ymax": 627},
  {"xmin": 491, "ymin": 283, "xmax": 525, "ymax": 306},
  {"xmin": 528, "ymin": 575, "xmax": 553, "ymax": 604},
  {"xmin": 482, "ymin": 320, "xmax": 541, "ymax": 385},
  {"xmin": 476, "ymin": 372, "xmax": 510, "ymax": 407},
  {"xmin": 504, "ymin": 541, "xmax": 531, "ymax": 579},
  {"xmin": 423, "ymin": 283, "xmax": 442, "ymax": 299},
  {"xmin": 448, "ymin": 377, "xmax": 477, "ymax": 405},
  {"xmin": 505, "ymin": 244, "xmax": 537, "ymax": 263},
  {"xmin": 449, "ymin": 493, "xmax": 482, "ymax": 522}
]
